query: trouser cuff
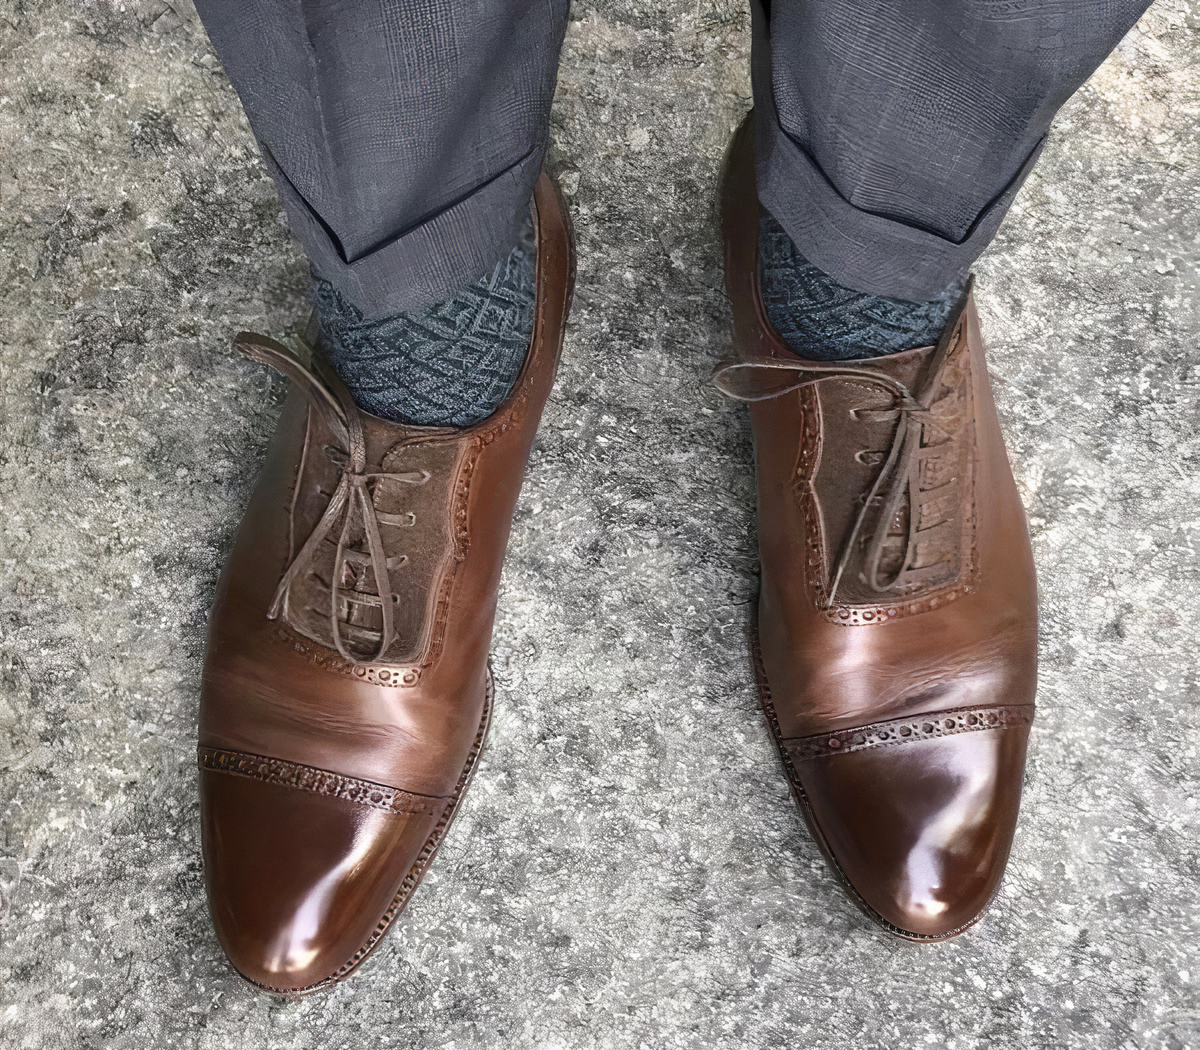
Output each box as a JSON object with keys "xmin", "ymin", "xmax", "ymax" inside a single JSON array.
[
  {"xmin": 750, "ymin": 2, "xmax": 1044, "ymax": 302},
  {"xmin": 265, "ymin": 145, "xmax": 544, "ymax": 320}
]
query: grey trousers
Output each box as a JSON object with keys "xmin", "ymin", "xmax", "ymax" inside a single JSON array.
[{"xmin": 195, "ymin": 0, "xmax": 1152, "ymax": 317}]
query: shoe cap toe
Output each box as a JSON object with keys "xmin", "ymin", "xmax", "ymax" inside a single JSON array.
[
  {"xmin": 795, "ymin": 719, "xmax": 1031, "ymax": 940},
  {"xmin": 200, "ymin": 767, "xmax": 435, "ymax": 991}
]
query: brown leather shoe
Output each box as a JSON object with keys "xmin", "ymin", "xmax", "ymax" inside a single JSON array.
[
  {"xmin": 714, "ymin": 117, "xmax": 1037, "ymax": 941},
  {"xmin": 198, "ymin": 173, "xmax": 573, "ymax": 993}
]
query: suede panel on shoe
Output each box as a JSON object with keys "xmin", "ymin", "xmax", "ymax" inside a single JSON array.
[
  {"xmin": 716, "ymin": 115, "xmax": 1037, "ymax": 942},
  {"xmin": 198, "ymin": 173, "xmax": 574, "ymax": 993}
]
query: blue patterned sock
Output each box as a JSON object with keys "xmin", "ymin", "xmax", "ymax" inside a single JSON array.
[
  {"xmin": 758, "ymin": 210, "xmax": 966, "ymax": 361},
  {"xmin": 313, "ymin": 213, "xmax": 536, "ymax": 427}
]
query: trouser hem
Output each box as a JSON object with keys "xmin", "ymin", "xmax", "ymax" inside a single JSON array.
[
  {"xmin": 267, "ymin": 145, "xmax": 544, "ymax": 319},
  {"xmin": 749, "ymin": 0, "xmax": 1045, "ymax": 302}
]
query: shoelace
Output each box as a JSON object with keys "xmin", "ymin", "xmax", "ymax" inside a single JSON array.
[
  {"xmin": 712, "ymin": 294, "xmax": 966, "ymax": 606},
  {"xmin": 235, "ymin": 332, "xmax": 428, "ymax": 663}
]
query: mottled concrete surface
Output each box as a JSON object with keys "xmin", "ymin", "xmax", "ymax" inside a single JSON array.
[{"xmin": 1, "ymin": 1, "xmax": 1198, "ymax": 1047}]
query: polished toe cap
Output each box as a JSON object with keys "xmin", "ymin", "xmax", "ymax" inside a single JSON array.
[
  {"xmin": 790, "ymin": 714, "xmax": 1032, "ymax": 940},
  {"xmin": 200, "ymin": 765, "xmax": 437, "ymax": 992}
]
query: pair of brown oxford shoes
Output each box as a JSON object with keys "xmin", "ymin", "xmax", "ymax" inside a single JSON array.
[{"xmin": 198, "ymin": 118, "xmax": 1036, "ymax": 994}]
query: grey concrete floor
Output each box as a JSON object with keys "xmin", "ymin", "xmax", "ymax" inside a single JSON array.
[{"xmin": 1, "ymin": 1, "xmax": 1199, "ymax": 1048}]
